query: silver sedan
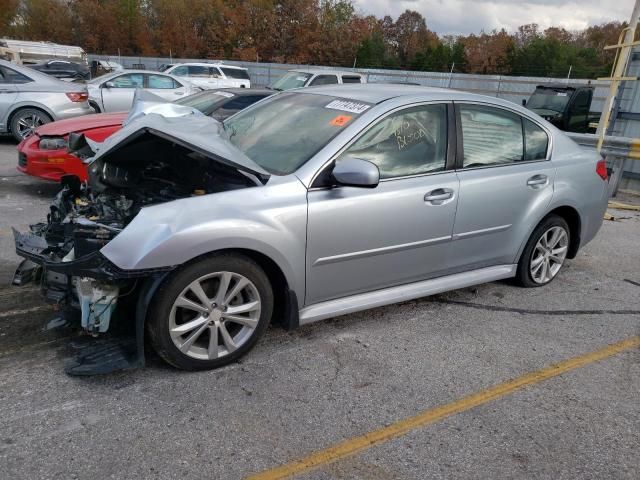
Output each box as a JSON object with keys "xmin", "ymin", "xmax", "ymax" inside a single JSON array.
[
  {"xmin": 14, "ymin": 85, "xmax": 609, "ymax": 373},
  {"xmin": 0, "ymin": 59, "xmax": 92, "ymax": 141}
]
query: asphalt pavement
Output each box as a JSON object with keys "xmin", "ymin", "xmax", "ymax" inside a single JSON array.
[{"xmin": 0, "ymin": 136, "xmax": 638, "ymax": 480}]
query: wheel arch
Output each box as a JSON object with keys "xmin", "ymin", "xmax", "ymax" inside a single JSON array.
[
  {"xmin": 547, "ymin": 206, "xmax": 581, "ymax": 258},
  {"xmin": 139, "ymin": 247, "xmax": 300, "ymax": 335},
  {"xmin": 516, "ymin": 204, "xmax": 583, "ymax": 263},
  {"xmin": 8, "ymin": 103, "xmax": 56, "ymax": 125}
]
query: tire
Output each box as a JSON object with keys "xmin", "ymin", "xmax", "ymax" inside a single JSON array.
[
  {"xmin": 9, "ymin": 108, "xmax": 52, "ymax": 142},
  {"xmin": 516, "ymin": 214, "xmax": 570, "ymax": 288},
  {"xmin": 89, "ymin": 101, "xmax": 101, "ymax": 113},
  {"xmin": 147, "ymin": 254, "xmax": 273, "ymax": 371}
]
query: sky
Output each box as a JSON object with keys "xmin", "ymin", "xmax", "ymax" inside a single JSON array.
[{"xmin": 352, "ymin": 0, "xmax": 635, "ymax": 35}]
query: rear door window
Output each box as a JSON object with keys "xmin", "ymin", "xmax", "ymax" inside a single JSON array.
[
  {"xmin": 188, "ymin": 66, "xmax": 210, "ymax": 77},
  {"xmin": 459, "ymin": 105, "xmax": 524, "ymax": 168},
  {"xmin": 171, "ymin": 66, "xmax": 188, "ymax": 76},
  {"xmin": 220, "ymin": 67, "xmax": 250, "ymax": 80},
  {"xmin": 523, "ymin": 118, "xmax": 549, "ymax": 161},
  {"xmin": 309, "ymin": 75, "xmax": 339, "ymax": 86},
  {"xmin": 341, "ymin": 75, "xmax": 362, "ymax": 84},
  {"xmin": 147, "ymin": 74, "xmax": 179, "ymax": 89}
]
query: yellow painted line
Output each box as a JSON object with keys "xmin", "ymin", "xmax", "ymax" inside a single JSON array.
[{"xmin": 246, "ymin": 336, "xmax": 640, "ymax": 480}]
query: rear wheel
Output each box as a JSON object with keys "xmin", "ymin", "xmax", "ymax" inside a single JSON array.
[
  {"xmin": 516, "ymin": 215, "xmax": 570, "ymax": 287},
  {"xmin": 10, "ymin": 108, "xmax": 52, "ymax": 141},
  {"xmin": 147, "ymin": 254, "xmax": 273, "ymax": 371}
]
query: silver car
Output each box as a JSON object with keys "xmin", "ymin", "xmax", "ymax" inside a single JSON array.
[
  {"xmin": 87, "ymin": 70, "xmax": 199, "ymax": 113},
  {"xmin": 0, "ymin": 59, "xmax": 92, "ymax": 141},
  {"xmin": 13, "ymin": 85, "xmax": 609, "ymax": 374}
]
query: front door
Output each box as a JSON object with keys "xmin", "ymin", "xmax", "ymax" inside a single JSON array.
[
  {"xmin": 450, "ymin": 103, "xmax": 555, "ymax": 271},
  {"xmin": 101, "ymin": 73, "xmax": 144, "ymax": 112},
  {"xmin": 306, "ymin": 103, "xmax": 458, "ymax": 305}
]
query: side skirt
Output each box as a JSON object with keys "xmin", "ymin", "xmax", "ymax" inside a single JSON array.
[{"xmin": 299, "ymin": 264, "xmax": 517, "ymax": 325}]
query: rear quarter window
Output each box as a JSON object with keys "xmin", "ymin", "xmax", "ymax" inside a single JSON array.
[
  {"xmin": 341, "ymin": 76, "xmax": 362, "ymax": 84},
  {"xmin": 220, "ymin": 68, "xmax": 250, "ymax": 80},
  {"xmin": 524, "ymin": 118, "xmax": 549, "ymax": 161}
]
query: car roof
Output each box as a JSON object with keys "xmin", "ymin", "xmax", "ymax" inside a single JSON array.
[
  {"xmin": 291, "ymin": 68, "xmax": 361, "ymax": 76},
  {"xmin": 535, "ymin": 84, "xmax": 593, "ymax": 91},
  {"xmin": 297, "ymin": 83, "xmax": 527, "ymax": 109},
  {"xmin": 171, "ymin": 62, "xmax": 248, "ymax": 70}
]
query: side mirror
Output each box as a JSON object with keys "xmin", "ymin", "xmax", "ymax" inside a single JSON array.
[
  {"xmin": 332, "ymin": 157, "xmax": 379, "ymax": 188},
  {"xmin": 103, "ymin": 81, "xmax": 115, "ymax": 88}
]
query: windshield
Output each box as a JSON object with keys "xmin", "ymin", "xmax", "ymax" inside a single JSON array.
[
  {"xmin": 270, "ymin": 72, "xmax": 312, "ymax": 91},
  {"xmin": 174, "ymin": 90, "xmax": 232, "ymax": 115},
  {"xmin": 527, "ymin": 89, "xmax": 571, "ymax": 113},
  {"xmin": 223, "ymin": 92, "xmax": 372, "ymax": 175}
]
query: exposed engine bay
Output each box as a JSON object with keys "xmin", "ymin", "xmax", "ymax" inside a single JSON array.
[{"xmin": 13, "ymin": 125, "xmax": 262, "ymax": 374}]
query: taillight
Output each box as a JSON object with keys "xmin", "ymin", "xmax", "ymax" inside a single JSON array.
[
  {"xmin": 596, "ymin": 159, "xmax": 608, "ymax": 181},
  {"xmin": 66, "ymin": 92, "xmax": 88, "ymax": 102}
]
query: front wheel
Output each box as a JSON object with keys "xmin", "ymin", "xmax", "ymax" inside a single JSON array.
[
  {"xmin": 147, "ymin": 254, "xmax": 273, "ymax": 371},
  {"xmin": 516, "ymin": 215, "xmax": 570, "ymax": 288}
]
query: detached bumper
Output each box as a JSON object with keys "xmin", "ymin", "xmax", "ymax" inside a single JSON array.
[
  {"xmin": 13, "ymin": 228, "xmax": 172, "ymax": 282},
  {"xmin": 12, "ymin": 228, "xmax": 173, "ymax": 375}
]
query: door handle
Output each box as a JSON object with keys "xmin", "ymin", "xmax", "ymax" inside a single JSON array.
[
  {"xmin": 424, "ymin": 188, "xmax": 454, "ymax": 204},
  {"xmin": 526, "ymin": 174, "xmax": 549, "ymax": 188}
]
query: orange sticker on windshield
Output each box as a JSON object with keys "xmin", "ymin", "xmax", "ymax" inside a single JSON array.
[{"xmin": 330, "ymin": 115, "xmax": 353, "ymax": 127}]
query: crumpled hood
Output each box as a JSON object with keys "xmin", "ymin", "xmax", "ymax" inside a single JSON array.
[
  {"xmin": 36, "ymin": 113, "xmax": 127, "ymax": 136},
  {"xmin": 89, "ymin": 113, "xmax": 271, "ymax": 181}
]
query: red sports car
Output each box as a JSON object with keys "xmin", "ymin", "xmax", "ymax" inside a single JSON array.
[
  {"xmin": 17, "ymin": 113, "xmax": 125, "ymax": 182},
  {"xmin": 17, "ymin": 88, "xmax": 273, "ymax": 182}
]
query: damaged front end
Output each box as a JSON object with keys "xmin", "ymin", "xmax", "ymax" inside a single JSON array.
[{"xmin": 12, "ymin": 100, "xmax": 269, "ymax": 375}]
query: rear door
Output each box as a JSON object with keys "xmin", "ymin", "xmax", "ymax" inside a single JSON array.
[
  {"xmin": 0, "ymin": 66, "xmax": 20, "ymax": 131},
  {"xmin": 450, "ymin": 103, "xmax": 554, "ymax": 271},
  {"xmin": 145, "ymin": 73, "xmax": 187, "ymax": 100},
  {"xmin": 306, "ymin": 102, "xmax": 458, "ymax": 305},
  {"xmin": 101, "ymin": 73, "xmax": 144, "ymax": 112}
]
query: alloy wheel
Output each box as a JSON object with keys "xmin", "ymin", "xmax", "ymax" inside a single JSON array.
[
  {"xmin": 169, "ymin": 271, "xmax": 261, "ymax": 361},
  {"xmin": 530, "ymin": 226, "xmax": 568, "ymax": 284}
]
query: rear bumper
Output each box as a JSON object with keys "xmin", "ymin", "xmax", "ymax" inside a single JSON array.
[{"xmin": 55, "ymin": 104, "xmax": 93, "ymax": 120}]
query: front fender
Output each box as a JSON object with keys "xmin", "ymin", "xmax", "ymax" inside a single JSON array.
[{"xmin": 101, "ymin": 178, "xmax": 308, "ymax": 301}]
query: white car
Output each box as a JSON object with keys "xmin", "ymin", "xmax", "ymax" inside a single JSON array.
[
  {"xmin": 164, "ymin": 63, "xmax": 251, "ymax": 90},
  {"xmin": 87, "ymin": 70, "xmax": 199, "ymax": 113},
  {"xmin": 271, "ymin": 69, "xmax": 367, "ymax": 90}
]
